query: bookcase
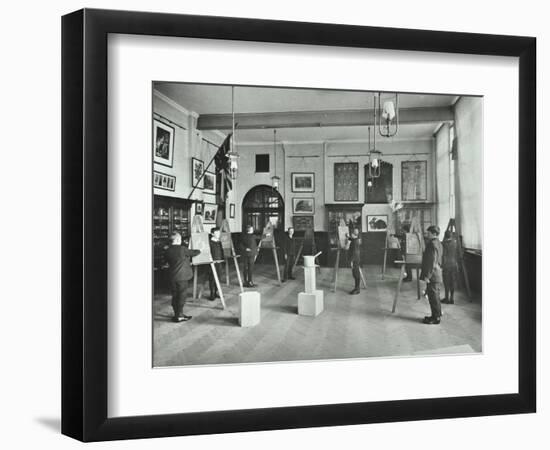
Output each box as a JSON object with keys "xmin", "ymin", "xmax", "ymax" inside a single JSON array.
[{"xmin": 153, "ymin": 195, "xmax": 193, "ymax": 269}]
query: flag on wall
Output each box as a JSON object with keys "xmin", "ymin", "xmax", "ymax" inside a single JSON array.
[{"xmin": 214, "ymin": 133, "xmax": 233, "ymax": 200}]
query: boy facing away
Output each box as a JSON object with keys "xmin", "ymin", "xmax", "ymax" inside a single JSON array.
[{"xmin": 164, "ymin": 232, "xmax": 200, "ymax": 323}]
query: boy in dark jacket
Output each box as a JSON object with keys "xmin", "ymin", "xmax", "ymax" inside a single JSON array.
[
  {"xmin": 282, "ymin": 227, "xmax": 297, "ymax": 281},
  {"xmin": 208, "ymin": 227, "xmax": 225, "ymax": 300},
  {"xmin": 164, "ymin": 232, "xmax": 200, "ymax": 323},
  {"xmin": 241, "ymin": 225, "xmax": 258, "ymax": 287},
  {"xmin": 420, "ymin": 225, "xmax": 443, "ymax": 324},
  {"xmin": 442, "ymin": 230, "xmax": 459, "ymax": 304},
  {"xmin": 348, "ymin": 227, "xmax": 362, "ymax": 295}
]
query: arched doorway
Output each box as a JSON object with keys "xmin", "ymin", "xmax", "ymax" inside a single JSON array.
[{"xmin": 242, "ymin": 185, "xmax": 284, "ymax": 235}]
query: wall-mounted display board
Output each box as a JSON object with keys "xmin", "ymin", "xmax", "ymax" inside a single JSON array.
[
  {"xmin": 334, "ymin": 162, "xmax": 359, "ymax": 201},
  {"xmin": 401, "ymin": 160, "xmax": 427, "ymax": 201}
]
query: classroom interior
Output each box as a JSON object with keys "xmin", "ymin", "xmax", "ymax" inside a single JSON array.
[{"xmin": 152, "ymin": 84, "xmax": 482, "ymax": 367}]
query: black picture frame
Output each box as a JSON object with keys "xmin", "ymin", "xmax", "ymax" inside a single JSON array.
[
  {"xmin": 153, "ymin": 118, "xmax": 175, "ymax": 167},
  {"xmin": 229, "ymin": 203, "xmax": 235, "ymax": 219},
  {"xmin": 153, "ymin": 170, "xmax": 176, "ymax": 192},
  {"xmin": 191, "ymin": 157, "xmax": 204, "ymax": 189},
  {"xmin": 292, "ymin": 197, "xmax": 315, "ymax": 214},
  {"xmin": 291, "ymin": 172, "xmax": 315, "ymax": 193},
  {"xmin": 62, "ymin": 8, "xmax": 536, "ymax": 442}
]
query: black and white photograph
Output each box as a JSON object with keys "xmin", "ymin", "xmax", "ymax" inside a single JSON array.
[
  {"xmin": 292, "ymin": 197, "xmax": 315, "ymax": 214},
  {"xmin": 203, "ymin": 171, "xmax": 216, "ymax": 194},
  {"xmin": 153, "ymin": 171, "xmax": 176, "ymax": 192},
  {"xmin": 152, "ymin": 82, "xmax": 484, "ymax": 368},
  {"xmin": 291, "ymin": 172, "xmax": 315, "ymax": 192},
  {"xmin": 191, "ymin": 157, "xmax": 204, "ymax": 189},
  {"xmin": 367, "ymin": 214, "xmax": 388, "ymax": 232},
  {"xmin": 153, "ymin": 119, "xmax": 174, "ymax": 167}
]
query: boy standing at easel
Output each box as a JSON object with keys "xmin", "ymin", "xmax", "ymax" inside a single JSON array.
[
  {"xmin": 241, "ymin": 225, "xmax": 257, "ymax": 287},
  {"xmin": 282, "ymin": 227, "xmax": 297, "ymax": 282},
  {"xmin": 348, "ymin": 227, "xmax": 362, "ymax": 295},
  {"xmin": 442, "ymin": 230, "xmax": 458, "ymax": 304},
  {"xmin": 165, "ymin": 232, "xmax": 201, "ymax": 323},
  {"xmin": 420, "ymin": 225, "xmax": 443, "ymax": 324}
]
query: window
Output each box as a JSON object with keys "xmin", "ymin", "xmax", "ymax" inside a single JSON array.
[
  {"xmin": 449, "ymin": 125, "xmax": 456, "ymax": 217},
  {"xmin": 255, "ymin": 154, "xmax": 270, "ymax": 173}
]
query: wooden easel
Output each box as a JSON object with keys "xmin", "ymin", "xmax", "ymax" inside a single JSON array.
[
  {"xmin": 254, "ymin": 221, "xmax": 282, "ymax": 285},
  {"xmin": 392, "ymin": 214, "xmax": 424, "ymax": 313},
  {"xmin": 381, "ymin": 218, "xmax": 400, "ymax": 280},
  {"xmin": 189, "ymin": 215, "xmax": 226, "ymax": 309},
  {"xmin": 220, "ymin": 219, "xmax": 244, "ymax": 292},
  {"xmin": 445, "ymin": 218, "xmax": 472, "ymax": 299},
  {"xmin": 331, "ymin": 219, "xmax": 367, "ymax": 292}
]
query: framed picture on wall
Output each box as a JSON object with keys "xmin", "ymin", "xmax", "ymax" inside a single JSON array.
[
  {"xmin": 203, "ymin": 171, "xmax": 216, "ymax": 194},
  {"xmin": 153, "ymin": 171, "xmax": 175, "ymax": 192},
  {"xmin": 334, "ymin": 162, "xmax": 359, "ymax": 201},
  {"xmin": 365, "ymin": 162, "xmax": 393, "ymax": 203},
  {"xmin": 195, "ymin": 202, "xmax": 203, "ymax": 215},
  {"xmin": 203, "ymin": 203, "xmax": 217, "ymax": 223},
  {"xmin": 153, "ymin": 119, "xmax": 175, "ymax": 167},
  {"xmin": 292, "ymin": 198, "xmax": 315, "ymax": 214},
  {"xmin": 366, "ymin": 215, "xmax": 388, "ymax": 232},
  {"xmin": 401, "ymin": 160, "xmax": 427, "ymax": 201},
  {"xmin": 191, "ymin": 157, "xmax": 204, "ymax": 189},
  {"xmin": 229, "ymin": 203, "xmax": 235, "ymax": 219},
  {"xmin": 291, "ymin": 172, "xmax": 315, "ymax": 192}
]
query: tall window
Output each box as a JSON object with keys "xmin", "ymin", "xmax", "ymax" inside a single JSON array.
[{"xmin": 449, "ymin": 124, "xmax": 456, "ymax": 217}]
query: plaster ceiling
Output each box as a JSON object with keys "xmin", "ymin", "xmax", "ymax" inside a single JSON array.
[{"xmin": 154, "ymin": 82, "xmax": 458, "ymax": 143}]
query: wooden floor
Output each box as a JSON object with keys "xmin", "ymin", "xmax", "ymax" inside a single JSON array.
[{"xmin": 153, "ymin": 264, "xmax": 482, "ymax": 367}]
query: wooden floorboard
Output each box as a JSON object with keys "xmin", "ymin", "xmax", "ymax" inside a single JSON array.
[{"xmin": 153, "ymin": 264, "xmax": 482, "ymax": 367}]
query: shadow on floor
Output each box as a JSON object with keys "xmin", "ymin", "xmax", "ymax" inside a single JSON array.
[
  {"xmin": 264, "ymin": 304, "xmax": 298, "ymax": 315},
  {"xmin": 35, "ymin": 417, "xmax": 61, "ymax": 433}
]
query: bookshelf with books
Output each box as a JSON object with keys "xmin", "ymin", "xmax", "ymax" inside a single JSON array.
[{"xmin": 153, "ymin": 195, "xmax": 193, "ymax": 270}]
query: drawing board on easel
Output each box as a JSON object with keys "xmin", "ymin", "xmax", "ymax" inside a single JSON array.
[{"xmin": 190, "ymin": 215, "xmax": 213, "ymax": 265}]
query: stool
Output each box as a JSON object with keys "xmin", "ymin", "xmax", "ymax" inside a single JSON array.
[{"xmin": 298, "ymin": 290, "xmax": 324, "ymax": 317}]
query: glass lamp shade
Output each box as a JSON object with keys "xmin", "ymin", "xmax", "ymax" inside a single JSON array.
[
  {"xmin": 271, "ymin": 175, "xmax": 281, "ymax": 190},
  {"xmin": 227, "ymin": 151, "xmax": 239, "ymax": 180},
  {"xmin": 382, "ymin": 100, "xmax": 396, "ymax": 122}
]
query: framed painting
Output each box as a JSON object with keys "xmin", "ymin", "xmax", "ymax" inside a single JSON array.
[
  {"xmin": 229, "ymin": 203, "xmax": 235, "ymax": 219},
  {"xmin": 367, "ymin": 215, "xmax": 388, "ymax": 232},
  {"xmin": 203, "ymin": 171, "xmax": 216, "ymax": 194},
  {"xmin": 401, "ymin": 160, "xmax": 427, "ymax": 201},
  {"xmin": 191, "ymin": 157, "xmax": 204, "ymax": 189},
  {"xmin": 292, "ymin": 197, "xmax": 315, "ymax": 214},
  {"xmin": 62, "ymin": 8, "xmax": 535, "ymax": 442},
  {"xmin": 291, "ymin": 172, "xmax": 315, "ymax": 193},
  {"xmin": 334, "ymin": 162, "xmax": 359, "ymax": 201},
  {"xmin": 153, "ymin": 119, "xmax": 174, "ymax": 167},
  {"xmin": 203, "ymin": 203, "xmax": 217, "ymax": 224}
]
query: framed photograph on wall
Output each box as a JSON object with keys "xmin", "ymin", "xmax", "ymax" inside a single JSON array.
[
  {"xmin": 153, "ymin": 171, "xmax": 175, "ymax": 192},
  {"xmin": 291, "ymin": 172, "xmax": 315, "ymax": 192},
  {"xmin": 366, "ymin": 215, "xmax": 388, "ymax": 232},
  {"xmin": 191, "ymin": 157, "xmax": 204, "ymax": 189},
  {"xmin": 153, "ymin": 119, "xmax": 174, "ymax": 167},
  {"xmin": 203, "ymin": 203, "xmax": 217, "ymax": 224},
  {"xmin": 62, "ymin": 8, "xmax": 535, "ymax": 442},
  {"xmin": 195, "ymin": 202, "xmax": 203, "ymax": 215},
  {"xmin": 401, "ymin": 160, "xmax": 427, "ymax": 201},
  {"xmin": 203, "ymin": 171, "xmax": 216, "ymax": 194},
  {"xmin": 229, "ymin": 203, "xmax": 235, "ymax": 219},
  {"xmin": 292, "ymin": 198, "xmax": 315, "ymax": 214}
]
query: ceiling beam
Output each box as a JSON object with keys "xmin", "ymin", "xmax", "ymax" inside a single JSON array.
[{"xmin": 196, "ymin": 106, "xmax": 454, "ymax": 130}]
